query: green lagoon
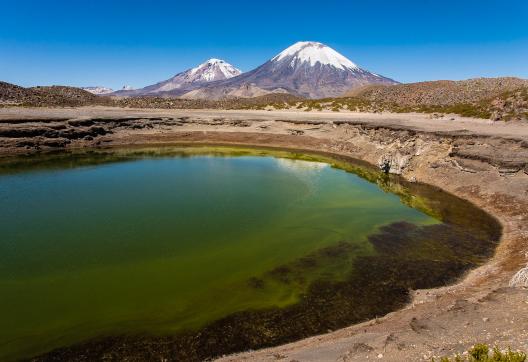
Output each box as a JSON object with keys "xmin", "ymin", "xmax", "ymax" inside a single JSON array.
[{"xmin": 0, "ymin": 147, "xmax": 500, "ymax": 361}]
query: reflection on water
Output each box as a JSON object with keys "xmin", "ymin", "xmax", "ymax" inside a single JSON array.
[
  {"xmin": 276, "ymin": 158, "xmax": 329, "ymax": 171},
  {"xmin": 0, "ymin": 146, "xmax": 501, "ymax": 361}
]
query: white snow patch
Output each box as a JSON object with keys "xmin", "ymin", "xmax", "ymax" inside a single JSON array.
[
  {"xmin": 82, "ymin": 86, "xmax": 114, "ymax": 95},
  {"xmin": 272, "ymin": 41, "xmax": 359, "ymax": 70},
  {"xmin": 188, "ymin": 58, "xmax": 242, "ymax": 81}
]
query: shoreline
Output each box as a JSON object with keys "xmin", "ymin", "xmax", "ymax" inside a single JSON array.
[{"xmin": 1, "ymin": 107, "xmax": 527, "ymax": 361}]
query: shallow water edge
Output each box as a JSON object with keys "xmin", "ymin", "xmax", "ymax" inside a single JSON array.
[{"xmin": 0, "ymin": 145, "xmax": 501, "ymax": 362}]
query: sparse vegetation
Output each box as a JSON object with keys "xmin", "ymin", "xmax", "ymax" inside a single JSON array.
[
  {"xmin": 2, "ymin": 78, "xmax": 527, "ymax": 121},
  {"xmin": 239, "ymin": 86, "xmax": 525, "ymax": 121},
  {"xmin": 434, "ymin": 344, "xmax": 526, "ymax": 362},
  {"xmin": 0, "ymin": 82, "xmax": 114, "ymax": 107}
]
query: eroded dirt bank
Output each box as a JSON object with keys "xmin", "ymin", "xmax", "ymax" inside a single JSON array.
[{"xmin": 1, "ymin": 108, "xmax": 527, "ymax": 361}]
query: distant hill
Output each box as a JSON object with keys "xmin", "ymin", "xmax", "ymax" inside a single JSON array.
[
  {"xmin": 346, "ymin": 77, "xmax": 528, "ymax": 106},
  {"xmin": 0, "ymin": 82, "xmax": 113, "ymax": 107},
  {"xmin": 0, "ymin": 82, "xmax": 30, "ymax": 103},
  {"xmin": 340, "ymin": 77, "xmax": 528, "ymax": 120}
]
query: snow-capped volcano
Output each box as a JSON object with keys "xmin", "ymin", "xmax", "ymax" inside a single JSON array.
[
  {"xmin": 189, "ymin": 58, "xmax": 242, "ymax": 82},
  {"xmin": 182, "ymin": 41, "xmax": 397, "ymax": 99},
  {"xmin": 272, "ymin": 41, "xmax": 359, "ymax": 70},
  {"xmin": 113, "ymin": 59, "xmax": 241, "ymax": 96}
]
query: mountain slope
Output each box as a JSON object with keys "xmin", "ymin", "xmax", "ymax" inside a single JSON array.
[
  {"xmin": 113, "ymin": 59, "xmax": 241, "ymax": 97},
  {"xmin": 180, "ymin": 41, "xmax": 397, "ymax": 99},
  {"xmin": 347, "ymin": 77, "xmax": 528, "ymax": 106},
  {"xmin": 276, "ymin": 77, "xmax": 527, "ymax": 120}
]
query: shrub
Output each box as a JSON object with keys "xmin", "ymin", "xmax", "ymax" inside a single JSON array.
[{"xmin": 434, "ymin": 344, "xmax": 526, "ymax": 362}]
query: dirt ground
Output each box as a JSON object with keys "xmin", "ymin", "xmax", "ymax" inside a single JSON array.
[
  {"xmin": 1, "ymin": 107, "xmax": 528, "ymax": 140},
  {"xmin": 1, "ymin": 107, "xmax": 527, "ymax": 361}
]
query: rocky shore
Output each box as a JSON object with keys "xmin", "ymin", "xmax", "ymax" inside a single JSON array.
[{"xmin": 1, "ymin": 107, "xmax": 527, "ymax": 361}]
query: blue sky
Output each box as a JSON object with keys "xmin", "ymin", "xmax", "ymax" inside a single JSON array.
[{"xmin": 1, "ymin": 0, "xmax": 527, "ymax": 89}]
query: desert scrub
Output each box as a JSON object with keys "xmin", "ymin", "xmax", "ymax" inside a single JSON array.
[
  {"xmin": 435, "ymin": 344, "xmax": 526, "ymax": 362},
  {"xmin": 388, "ymin": 103, "xmax": 491, "ymax": 119},
  {"xmin": 441, "ymin": 104, "xmax": 491, "ymax": 119},
  {"xmin": 277, "ymin": 102, "xmax": 290, "ymax": 110}
]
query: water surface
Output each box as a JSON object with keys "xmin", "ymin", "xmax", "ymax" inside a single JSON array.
[{"xmin": 0, "ymin": 147, "xmax": 500, "ymax": 361}]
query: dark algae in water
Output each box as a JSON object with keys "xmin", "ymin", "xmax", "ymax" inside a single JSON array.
[{"xmin": 0, "ymin": 147, "xmax": 500, "ymax": 361}]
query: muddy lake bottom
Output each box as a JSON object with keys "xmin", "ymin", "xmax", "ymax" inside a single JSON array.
[{"xmin": 0, "ymin": 146, "xmax": 500, "ymax": 361}]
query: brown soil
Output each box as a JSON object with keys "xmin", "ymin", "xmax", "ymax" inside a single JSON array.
[{"xmin": 1, "ymin": 107, "xmax": 527, "ymax": 361}]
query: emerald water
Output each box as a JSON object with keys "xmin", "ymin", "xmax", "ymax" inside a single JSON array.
[{"xmin": 0, "ymin": 147, "xmax": 500, "ymax": 361}]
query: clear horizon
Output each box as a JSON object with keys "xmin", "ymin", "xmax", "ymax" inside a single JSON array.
[{"xmin": 1, "ymin": 0, "xmax": 527, "ymax": 89}]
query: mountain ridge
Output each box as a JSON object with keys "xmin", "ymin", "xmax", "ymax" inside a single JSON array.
[
  {"xmin": 175, "ymin": 41, "xmax": 397, "ymax": 99},
  {"xmin": 107, "ymin": 41, "xmax": 397, "ymax": 99},
  {"xmin": 113, "ymin": 58, "xmax": 241, "ymax": 97}
]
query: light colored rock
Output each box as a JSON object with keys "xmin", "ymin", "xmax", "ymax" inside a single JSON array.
[
  {"xmin": 378, "ymin": 152, "xmax": 411, "ymax": 174},
  {"xmin": 509, "ymin": 266, "xmax": 528, "ymax": 287}
]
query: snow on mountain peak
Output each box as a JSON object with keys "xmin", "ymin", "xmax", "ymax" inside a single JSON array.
[
  {"xmin": 272, "ymin": 41, "xmax": 358, "ymax": 70},
  {"xmin": 203, "ymin": 58, "xmax": 224, "ymax": 64},
  {"xmin": 133, "ymin": 58, "xmax": 243, "ymax": 94},
  {"xmin": 189, "ymin": 59, "xmax": 242, "ymax": 81}
]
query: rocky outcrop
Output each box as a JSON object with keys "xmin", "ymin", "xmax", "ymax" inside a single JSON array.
[
  {"xmin": 509, "ymin": 266, "xmax": 528, "ymax": 287},
  {"xmin": 378, "ymin": 152, "xmax": 411, "ymax": 174}
]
